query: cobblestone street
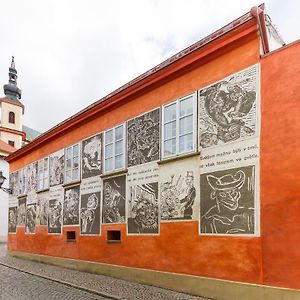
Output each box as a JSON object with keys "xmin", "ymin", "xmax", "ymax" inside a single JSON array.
[
  {"xmin": 0, "ymin": 264, "xmax": 108, "ymax": 300},
  {"xmin": 0, "ymin": 244, "xmax": 210, "ymax": 300}
]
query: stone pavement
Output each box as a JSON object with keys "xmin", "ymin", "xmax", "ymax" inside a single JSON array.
[{"xmin": 0, "ymin": 244, "xmax": 211, "ymax": 300}]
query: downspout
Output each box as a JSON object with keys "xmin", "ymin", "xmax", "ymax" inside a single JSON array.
[{"xmin": 250, "ymin": 6, "xmax": 270, "ymax": 54}]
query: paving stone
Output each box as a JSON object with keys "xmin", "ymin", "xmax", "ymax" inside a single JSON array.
[{"xmin": 0, "ymin": 243, "xmax": 211, "ymax": 300}]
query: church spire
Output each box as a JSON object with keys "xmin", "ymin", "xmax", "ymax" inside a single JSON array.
[{"xmin": 3, "ymin": 56, "xmax": 22, "ymax": 101}]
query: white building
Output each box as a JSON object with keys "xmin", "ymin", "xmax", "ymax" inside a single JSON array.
[{"xmin": 0, "ymin": 57, "xmax": 40, "ymax": 241}]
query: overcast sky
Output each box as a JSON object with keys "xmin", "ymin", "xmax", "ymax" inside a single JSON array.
[{"xmin": 0, "ymin": 0, "xmax": 299, "ymax": 133}]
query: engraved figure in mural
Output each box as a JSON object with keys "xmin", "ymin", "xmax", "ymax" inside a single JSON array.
[
  {"xmin": 17, "ymin": 198, "xmax": 26, "ymax": 226},
  {"xmin": 127, "ymin": 109, "xmax": 160, "ymax": 167},
  {"xmin": 128, "ymin": 182, "xmax": 159, "ymax": 234},
  {"xmin": 199, "ymin": 66, "xmax": 257, "ymax": 148},
  {"xmin": 102, "ymin": 176, "xmax": 126, "ymax": 224},
  {"xmin": 200, "ymin": 166, "xmax": 255, "ymax": 234},
  {"xmin": 27, "ymin": 163, "xmax": 37, "ymax": 193},
  {"xmin": 37, "ymin": 197, "xmax": 48, "ymax": 225},
  {"xmin": 48, "ymin": 199, "xmax": 62, "ymax": 233},
  {"xmin": 80, "ymin": 192, "xmax": 101, "ymax": 235},
  {"xmin": 63, "ymin": 186, "xmax": 80, "ymax": 225},
  {"xmin": 161, "ymin": 171, "xmax": 196, "ymax": 220},
  {"xmin": 50, "ymin": 151, "xmax": 64, "ymax": 186},
  {"xmin": 9, "ymin": 172, "xmax": 18, "ymax": 196},
  {"xmin": 8, "ymin": 207, "xmax": 17, "ymax": 233},
  {"xmin": 82, "ymin": 134, "xmax": 102, "ymax": 179},
  {"xmin": 25, "ymin": 204, "xmax": 37, "ymax": 233}
]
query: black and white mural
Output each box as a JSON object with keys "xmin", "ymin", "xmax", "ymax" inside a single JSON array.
[
  {"xmin": 200, "ymin": 165, "xmax": 256, "ymax": 235},
  {"xmin": 160, "ymin": 156, "xmax": 199, "ymax": 221},
  {"xmin": 80, "ymin": 192, "xmax": 101, "ymax": 235},
  {"xmin": 8, "ymin": 207, "xmax": 17, "ymax": 233},
  {"xmin": 9, "ymin": 172, "xmax": 18, "ymax": 197},
  {"xmin": 17, "ymin": 197, "xmax": 26, "ymax": 227},
  {"xmin": 198, "ymin": 64, "xmax": 259, "ymax": 148},
  {"xmin": 127, "ymin": 163, "xmax": 159, "ymax": 235},
  {"xmin": 127, "ymin": 108, "xmax": 160, "ymax": 167},
  {"xmin": 26, "ymin": 162, "xmax": 37, "ymax": 193},
  {"xmin": 25, "ymin": 203, "xmax": 37, "ymax": 234},
  {"xmin": 37, "ymin": 192, "xmax": 48, "ymax": 226},
  {"xmin": 50, "ymin": 150, "xmax": 64, "ymax": 186},
  {"xmin": 48, "ymin": 185, "xmax": 64, "ymax": 234},
  {"xmin": 82, "ymin": 134, "xmax": 102, "ymax": 179},
  {"xmin": 48, "ymin": 199, "xmax": 62, "ymax": 234},
  {"xmin": 102, "ymin": 175, "xmax": 126, "ymax": 224},
  {"xmin": 80, "ymin": 175, "xmax": 102, "ymax": 235},
  {"xmin": 63, "ymin": 186, "xmax": 80, "ymax": 226}
]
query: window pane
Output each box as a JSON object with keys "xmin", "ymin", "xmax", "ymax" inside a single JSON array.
[
  {"xmin": 66, "ymin": 170, "xmax": 72, "ymax": 183},
  {"xmin": 115, "ymin": 125, "xmax": 123, "ymax": 141},
  {"xmin": 66, "ymin": 159, "xmax": 72, "ymax": 170},
  {"xmin": 44, "ymin": 158, "xmax": 49, "ymax": 170},
  {"xmin": 164, "ymin": 139, "xmax": 176, "ymax": 157},
  {"xmin": 115, "ymin": 154, "xmax": 123, "ymax": 169},
  {"xmin": 115, "ymin": 140, "xmax": 123, "ymax": 156},
  {"xmin": 73, "ymin": 156, "xmax": 79, "ymax": 168},
  {"xmin": 105, "ymin": 130, "xmax": 113, "ymax": 144},
  {"xmin": 164, "ymin": 121, "xmax": 176, "ymax": 140},
  {"xmin": 179, "ymin": 133, "xmax": 193, "ymax": 153},
  {"xmin": 105, "ymin": 158, "xmax": 113, "ymax": 172},
  {"xmin": 72, "ymin": 168, "xmax": 79, "ymax": 181},
  {"xmin": 179, "ymin": 115, "xmax": 193, "ymax": 135},
  {"xmin": 105, "ymin": 144, "xmax": 113, "ymax": 159},
  {"xmin": 66, "ymin": 148, "xmax": 72, "ymax": 160},
  {"xmin": 73, "ymin": 144, "xmax": 79, "ymax": 157},
  {"xmin": 179, "ymin": 96, "xmax": 193, "ymax": 117},
  {"xmin": 164, "ymin": 103, "xmax": 176, "ymax": 122}
]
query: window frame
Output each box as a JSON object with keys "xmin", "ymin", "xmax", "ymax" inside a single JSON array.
[
  {"xmin": 161, "ymin": 92, "xmax": 197, "ymax": 159},
  {"xmin": 103, "ymin": 123, "xmax": 126, "ymax": 174},
  {"xmin": 37, "ymin": 157, "xmax": 49, "ymax": 191},
  {"xmin": 9, "ymin": 111, "xmax": 15, "ymax": 124},
  {"xmin": 64, "ymin": 143, "xmax": 81, "ymax": 184}
]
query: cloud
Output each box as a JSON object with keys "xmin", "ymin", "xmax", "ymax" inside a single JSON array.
[{"xmin": 0, "ymin": 0, "xmax": 299, "ymax": 132}]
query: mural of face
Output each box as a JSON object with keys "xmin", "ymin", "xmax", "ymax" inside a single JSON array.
[
  {"xmin": 213, "ymin": 189, "xmax": 241, "ymax": 210},
  {"xmin": 134, "ymin": 199, "xmax": 158, "ymax": 230}
]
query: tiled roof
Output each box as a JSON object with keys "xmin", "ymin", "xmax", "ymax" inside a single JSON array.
[{"xmin": 0, "ymin": 140, "xmax": 16, "ymax": 154}]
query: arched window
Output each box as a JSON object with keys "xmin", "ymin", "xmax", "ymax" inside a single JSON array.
[{"xmin": 9, "ymin": 111, "xmax": 15, "ymax": 124}]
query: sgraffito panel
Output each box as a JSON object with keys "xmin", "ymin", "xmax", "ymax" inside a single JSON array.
[
  {"xmin": 127, "ymin": 163, "xmax": 159, "ymax": 235},
  {"xmin": 102, "ymin": 175, "xmax": 126, "ymax": 224},
  {"xmin": 127, "ymin": 108, "xmax": 160, "ymax": 167},
  {"xmin": 160, "ymin": 156, "xmax": 199, "ymax": 222}
]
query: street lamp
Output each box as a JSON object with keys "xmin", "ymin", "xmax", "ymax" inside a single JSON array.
[{"xmin": 0, "ymin": 171, "xmax": 12, "ymax": 194}]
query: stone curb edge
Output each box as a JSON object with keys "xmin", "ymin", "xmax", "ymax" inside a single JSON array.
[{"xmin": 0, "ymin": 261, "xmax": 123, "ymax": 300}]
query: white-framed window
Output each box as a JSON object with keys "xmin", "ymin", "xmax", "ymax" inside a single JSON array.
[
  {"xmin": 162, "ymin": 93, "xmax": 197, "ymax": 159},
  {"xmin": 104, "ymin": 124, "xmax": 125, "ymax": 173},
  {"xmin": 65, "ymin": 143, "xmax": 80, "ymax": 184},
  {"xmin": 37, "ymin": 157, "xmax": 49, "ymax": 191},
  {"xmin": 18, "ymin": 168, "xmax": 27, "ymax": 195}
]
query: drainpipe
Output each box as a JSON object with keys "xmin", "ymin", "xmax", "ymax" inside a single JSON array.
[{"xmin": 250, "ymin": 6, "xmax": 270, "ymax": 54}]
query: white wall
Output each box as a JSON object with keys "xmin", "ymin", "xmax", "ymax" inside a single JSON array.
[{"xmin": 0, "ymin": 158, "xmax": 8, "ymax": 242}]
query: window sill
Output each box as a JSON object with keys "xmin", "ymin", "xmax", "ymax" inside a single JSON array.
[
  {"xmin": 100, "ymin": 168, "xmax": 128, "ymax": 179},
  {"xmin": 158, "ymin": 151, "xmax": 200, "ymax": 165},
  {"xmin": 107, "ymin": 240, "xmax": 122, "ymax": 244},
  {"xmin": 66, "ymin": 239, "xmax": 76, "ymax": 243},
  {"xmin": 36, "ymin": 188, "xmax": 50, "ymax": 194},
  {"xmin": 62, "ymin": 180, "xmax": 81, "ymax": 188}
]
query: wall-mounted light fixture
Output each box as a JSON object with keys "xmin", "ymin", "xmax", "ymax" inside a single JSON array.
[{"xmin": 0, "ymin": 171, "xmax": 12, "ymax": 194}]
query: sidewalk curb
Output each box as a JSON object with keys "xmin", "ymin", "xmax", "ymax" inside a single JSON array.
[{"xmin": 0, "ymin": 261, "xmax": 123, "ymax": 300}]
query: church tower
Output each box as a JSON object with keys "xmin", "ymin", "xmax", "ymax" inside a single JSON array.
[{"xmin": 0, "ymin": 57, "xmax": 25, "ymax": 151}]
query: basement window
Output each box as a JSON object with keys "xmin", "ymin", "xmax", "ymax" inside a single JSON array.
[
  {"xmin": 107, "ymin": 230, "xmax": 121, "ymax": 243},
  {"xmin": 66, "ymin": 231, "xmax": 76, "ymax": 242}
]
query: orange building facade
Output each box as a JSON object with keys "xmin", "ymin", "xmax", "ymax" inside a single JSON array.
[{"xmin": 6, "ymin": 6, "xmax": 300, "ymax": 299}]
